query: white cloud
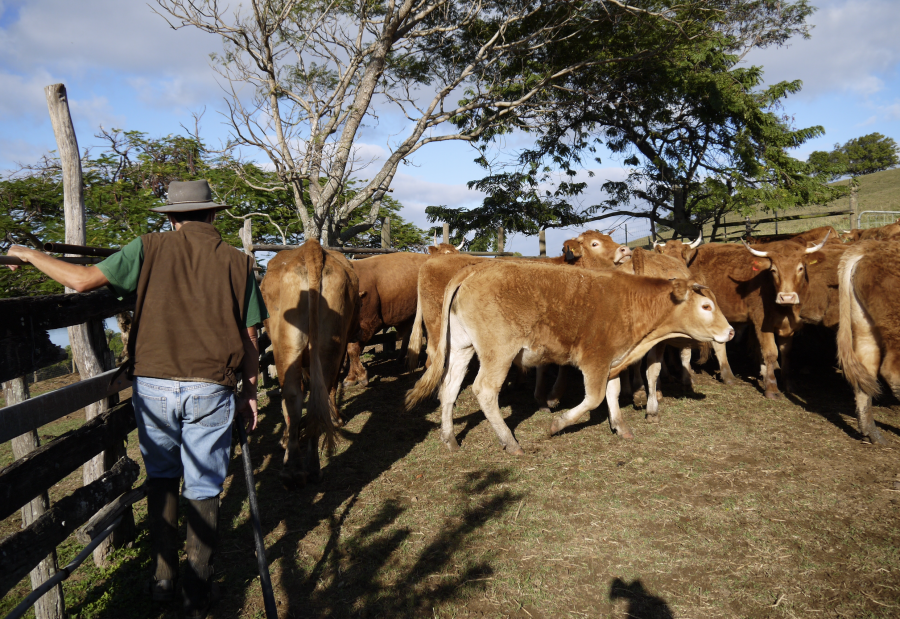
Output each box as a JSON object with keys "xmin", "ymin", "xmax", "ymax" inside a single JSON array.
[{"xmin": 744, "ymin": 0, "xmax": 900, "ymax": 99}]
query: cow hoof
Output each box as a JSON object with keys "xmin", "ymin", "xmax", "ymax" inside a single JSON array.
[
  {"xmin": 549, "ymin": 418, "xmax": 565, "ymax": 436},
  {"xmin": 358, "ymin": 377, "xmax": 369, "ymax": 388},
  {"xmin": 865, "ymin": 430, "xmax": 888, "ymax": 446},
  {"xmin": 632, "ymin": 391, "xmax": 648, "ymax": 409},
  {"xmin": 442, "ymin": 438, "xmax": 460, "ymax": 453},
  {"xmin": 546, "ymin": 398, "xmax": 560, "ymax": 409},
  {"xmin": 538, "ymin": 406, "xmax": 551, "ymax": 414},
  {"xmin": 645, "ymin": 413, "xmax": 660, "ymax": 424},
  {"xmin": 505, "ymin": 443, "xmax": 525, "ymax": 456},
  {"xmin": 721, "ymin": 375, "xmax": 737, "ymax": 386},
  {"xmin": 342, "ymin": 378, "xmax": 357, "ymax": 388},
  {"xmin": 616, "ymin": 426, "xmax": 634, "ymax": 439},
  {"xmin": 764, "ymin": 391, "xmax": 783, "ymax": 400}
]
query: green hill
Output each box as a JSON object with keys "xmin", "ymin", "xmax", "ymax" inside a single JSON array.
[{"xmin": 626, "ymin": 167, "xmax": 900, "ymax": 247}]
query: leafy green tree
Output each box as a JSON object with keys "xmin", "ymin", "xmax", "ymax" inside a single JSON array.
[
  {"xmin": 840, "ymin": 133, "xmax": 899, "ymax": 176},
  {"xmin": 432, "ymin": 0, "xmax": 842, "ymax": 240},
  {"xmin": 807, "ymin": 149, "xmax": 849, "ymax": 181}
]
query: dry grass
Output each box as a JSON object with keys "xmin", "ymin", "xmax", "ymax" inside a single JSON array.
[{"xmin": 4, "ymin": 340, "xmax": 900, "ymax": 619}]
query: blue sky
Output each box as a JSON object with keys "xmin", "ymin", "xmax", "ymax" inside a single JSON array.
[{"xmin": 2, "ymin": 0, "xmax": 899, "ymax": 263}]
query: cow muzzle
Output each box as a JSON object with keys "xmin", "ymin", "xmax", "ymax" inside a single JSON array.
[
  {"xmin": 715, "ymin": 328, "xmax": 735, "ymax": 344},
  {"xmin": 565, "ymin": 247, "xmax": 576, "ymax": 262},
  {"xmin": 776, "ymin": 292, "xmax": 800, "ymax": 305}
]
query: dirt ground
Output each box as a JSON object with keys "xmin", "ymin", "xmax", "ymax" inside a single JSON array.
[{"xmin": 2, "ymin": 334, "xmax": 900, "ymax": 619}]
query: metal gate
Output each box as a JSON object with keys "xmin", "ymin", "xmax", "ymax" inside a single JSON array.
[{"xmin": 857, "ymin": 211, "xmax": 900, "ymax": 229}]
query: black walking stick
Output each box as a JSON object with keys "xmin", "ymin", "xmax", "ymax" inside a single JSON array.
[{"xmin": 236, "ymin": 417, "xmax": 279, "ymax": 619}]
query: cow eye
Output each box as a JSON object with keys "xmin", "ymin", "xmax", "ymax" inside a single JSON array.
[
  {"xmin": 592, "ymin": 241, "xmax": 599, "ymax": 247},
  {"xmin": 702, "ymin": 303, "xmax": 712, "ymax": 311}
]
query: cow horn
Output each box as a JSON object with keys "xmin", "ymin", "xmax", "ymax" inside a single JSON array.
[
  {"xmin": 842, "ymin": 230, "xmax": 851, "ymax": 234},
  {"xmin": 653, "ymin": 240, "xmax": 664, "ymax": 248},
  {"xmin": 433, "ymin": 232, "xmax": 437, "ymax": 246},
  {"xmin": 806, "ymin": 229, "xmax": 831, "ymax": 253},
  {"xmin": 689, "ymin": 232, "xmax": 702, "ymax": 249},
  {"xmin": 742, "ymin": 241, "xmax": 768, "ymax": 257},
  {"xmin": 456, "ymin": 240, "xmax": 465, "ymax": 251}
]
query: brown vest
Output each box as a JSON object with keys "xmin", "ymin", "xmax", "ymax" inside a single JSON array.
[{"xmin": 129, "ymin": 222, "xmax": 252, "ymax": 386}]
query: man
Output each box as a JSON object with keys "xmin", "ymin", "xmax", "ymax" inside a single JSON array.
[{"xmin": 6, "ymin": 180, "xmax": 267, "ymax": 619}]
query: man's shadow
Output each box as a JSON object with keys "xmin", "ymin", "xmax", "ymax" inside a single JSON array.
[{"xmin": 609, "ymin": 578, "xmax": 674, "ymax": 619}]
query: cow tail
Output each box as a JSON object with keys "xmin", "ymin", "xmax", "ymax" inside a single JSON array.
[
  {"xmin": 304, "ymin": 239, "xmax": 338, "ymax": 453},
  {"xmin": 837, "ymin": 248, "xmax": 881, "ymax": 397},
  {"xmin": 406, "ymin": 279, "xmax": 425, "ymax": 373},
  {"xmin": 405, "ymin": 273, "xmax": 460, "ymax": 410}
]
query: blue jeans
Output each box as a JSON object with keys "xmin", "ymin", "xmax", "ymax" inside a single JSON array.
[{"xmin": 133, "ymin": 377, "xmax": 234, "ymax": 500}]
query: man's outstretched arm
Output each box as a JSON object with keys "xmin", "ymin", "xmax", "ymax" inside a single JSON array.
[{"xmin": 6, "ymin": 245, "xmax": 109, "ymax": 292}]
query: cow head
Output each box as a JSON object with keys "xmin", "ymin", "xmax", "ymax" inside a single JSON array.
[
  {"xmin": 567, "ymin": 230, "xmax": 632, "ymax": 267},
  {"xmin": 427, "ymin": 233, "xmax": 464, "ymax": 255},
  {"xmin": 742, "ymin": 231, "xmax": 830, "ymax": 305},
  {"xmin": 653, "ymin": 232, "xmax": 702, "ymax": 264},
  {"xmin": 668, "ymin": 280, "xmax": 734, "ymax": 344}
]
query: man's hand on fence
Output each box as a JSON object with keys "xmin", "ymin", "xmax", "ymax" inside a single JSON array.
[
  {"xmin": 237, "ymin": 393, "xmax": 258, "ymax": 433},
  {"xmin": 5, "ymin": 245, "xmax": 31, "ymax": 271}
]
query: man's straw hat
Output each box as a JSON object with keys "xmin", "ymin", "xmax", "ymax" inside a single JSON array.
[{"xmin": 150, "ymin": 180, "xmax": 228, "ymax": 213}]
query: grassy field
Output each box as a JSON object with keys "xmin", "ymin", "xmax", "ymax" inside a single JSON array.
[
  {"xmin": 627, "ymin": 167, "xmax": 900, "ymax": 248},
  {"xmin": 3, "ymin": 337, "xmax": 900, "ymax": 619}
]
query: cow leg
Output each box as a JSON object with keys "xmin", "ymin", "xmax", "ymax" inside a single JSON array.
[
  {"xmin": 473, "ymin": 360, "xmax": 524, "ymax": 455},
  {"xmin": 395, "ymin": 320, "xmax": 414, "ymax": 363},
  {"xmin": 550, "ymin": 364, "xmax": 609, "ymax": 436},
  {"xmin": 534, "ymin": 365, "xmax": 552, "ymax": 412},
  {"xmin": 280, "ymin": 383, "xmax": 307, "ymax": 488},
  {"xmin": 756, "ymin": 328, "xmax": 782, "ymax": 399},
  {"xmin": 547, "ymin": 366, "xmax": 568, "ymax": 409},
  {"xmin": 777, "ymin": 336, "xmax": 793, "ymax": 395},
  {"xmin": 853, "ymin": 329, "xmax": 887, "ymax": 445},
  {"xmin": 680, "ymin": 347, "xmax": 694, "ymax": 391},
  {"xmin": 713, "ymin": 341, "xmax": 737, "ymax": 386},
  {"xmin": 645, "ymin": 345, "xmax": 664, "ymax": 424},
  {"xmin": 438, "ymin": 345, "xmax": 476, "ymax": 452},
  {"xmin": 343, "ymin": 341, "xmax": 368, "ymax": 387},
  {"xmin": 604, "ymin": 377, "xmax": 633, "ymax": 439},
  {"xmin": 301, "ymin": 435, "xmax": 322, "ymax": 484}
]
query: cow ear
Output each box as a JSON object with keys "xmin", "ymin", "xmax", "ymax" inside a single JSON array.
[
  {"xmin": 682, "ymin": 246, "xmax": 698, "ymax": 266},
  {"xmin": 427, "ymin": 246, "xmax": 438, "ymax": 255},
  {"xmin": 807, "ymin": 251, "xmax": 838, "ymax": 285},
  {"xmin": 670, "ymin": 279, "xmax": 689, "ymax": 303}
]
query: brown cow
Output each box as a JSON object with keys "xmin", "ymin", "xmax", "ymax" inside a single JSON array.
[
  {"xmin": 837, "ymin": 240, "xmax": 900, "ymax": 445},
  {"xmin": 652, "ymin": 232, "xmax": 702, "ymax": 261},
  {"xmin": 840, "ymin": 221, "xmax": 900, "ymax": 242},
  {"xmin": 406, "ymin": 231, "xmax": 631, "ymax": 374},
  {"xmin": 405, "ymin": 261, "xmax": 733, "ymax": 454},
  {"xmin": 261, "ymin": 240, "xmax": 360, "ymax": 487},
  {"xmin": 799, "ymin": 243, "xmax": 848, "ymax": 329},
  {"xmin": 344, "ymin": 241, "xmax": 463, "ymax": 386},
  {"xmin": 747, "ymin": 226, "xmax": 841, "ymax": 247},
  {"xmin": 686, "ymin": 234, "xmax": 830, "ymax": 398},
  {"xmin": 344, "ymin": 252, "xmax": 428, "ymax": 387}
]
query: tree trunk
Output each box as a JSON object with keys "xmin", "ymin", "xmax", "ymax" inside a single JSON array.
[
  {"xmin": 497, "ymin": 226, "xmax": 505, "ymax": 253},
  {"xmin": 850, "ymin": 182, "xmax": 859, "ymax": 228},
  {"xmin": 539, "ymin": 229, "xmax": 546, "ymax": 257},
  {"xmin": 45, "ymin": 83, "xmax": 131, "ymax": 565},
  {"xmin": 672, "ymin": 188, "xmax": 697, "ymax": 238},
  {"xmin": 4, "ymin": 377, "xmax": 65, "ymax": 619},
  {"xmin": 442, "ymin": 223, "xmax": 449, "ymax": 244}
]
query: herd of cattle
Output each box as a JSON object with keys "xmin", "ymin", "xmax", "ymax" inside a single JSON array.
[{"xmin": 258, "ymin": 222, "xmax": 900, "ymax": 487}]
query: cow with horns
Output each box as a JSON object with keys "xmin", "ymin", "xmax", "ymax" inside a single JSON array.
[{"xmin": 685, "ymin": 232, "xmax": 832, "ymax": 398}]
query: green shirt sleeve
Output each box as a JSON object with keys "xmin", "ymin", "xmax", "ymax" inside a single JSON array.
[
  {"xmin": 243, "ymin": 273, "xmax": 269, "ymax": 328},
  {"xmin": 97, "ymin": 237, "xmax": 144, "ymax": 299}
]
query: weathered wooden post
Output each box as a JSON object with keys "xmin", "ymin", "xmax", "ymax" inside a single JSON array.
[
  {"xmin": 381, "ymin": 217, "xmax": 391, "ymax": 249},
  {"xmin": 442, "ymin": 222, "xmax": 449, "ymax": 244},
  {"xmin": 538, "ymin": 229, "xmax": 546, "ymax": 257},
  {"xmin": 497, "ymin": 226, "xmax": 505, "ymax": 253},
  {"xmin": 744, "ymin": 216, "xmax": 752, "ymax": 240},
  {"xmin": 850, "ymin": 179, "xmax": 859, "ymax": 228},
  {"xmin": 3, "ymin": 378, "xmax": 66, "ymax": 619},
  {"xmin": 45, "ymin": 83, "xmax": 127, "ymax": 565}
]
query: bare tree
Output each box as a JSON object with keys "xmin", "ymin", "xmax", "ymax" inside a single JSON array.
[{"xmin": 153, "ymin": 0, "xmax": 688, "ymax": 244}]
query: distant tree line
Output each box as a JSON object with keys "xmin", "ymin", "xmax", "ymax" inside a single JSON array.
[{"xmin": 807, "ymin": 133, "xmax": 899, "ymax": 181}]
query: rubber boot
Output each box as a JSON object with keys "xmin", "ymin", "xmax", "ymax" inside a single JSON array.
[
  {"xmin": 183, "ymin": 497, "xmax": 220, "ymax": 619},
  {"xmin": 146, "ymin": 477, "xmax": 180, "ymax": 602}
]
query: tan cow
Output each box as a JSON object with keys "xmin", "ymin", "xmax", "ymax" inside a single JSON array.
[
  {"xmin": 837, "ymin": 240, "xmax": 900, "ymax": 445},
  {"xmin": 840, "ymin": 221, "xmax": 900, "ymax": 243},
  {"xmin": 261, "ymin": 239, "xmax": 360, "ymax": 487},
  {"xmin": 652, "ymin": 232, "xmax": 702, "ymax": 261},
  {"xmin": 405, "ymin": 261, "xmax": 733, "ymax": 454}
]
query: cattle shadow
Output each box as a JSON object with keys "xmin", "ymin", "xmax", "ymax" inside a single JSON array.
[{"xmin": 609, "ymin": 578, "xmax": 674, "ymax": 619}]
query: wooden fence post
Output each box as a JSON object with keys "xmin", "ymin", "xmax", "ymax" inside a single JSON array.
[
  {"xmin": 538, "ymin": 229, "xmax": 546, "ymax": 256},
  {"xmin": 3, "ymin": 378, "xmax": 66, "ymax": 619},
  {"xmin": 45, "ymin": 83, "xmax": 126, "ymax": 565},
  {"xmin": 442, "ymin": 222, "xmax": 449, "ymax": 244},
  {"xmin": 850, "ymin": 181, "xmax": 859, "ymax": 228},
  {"xmin": 497, "ymin": 226, "xmax": 505, "ymax": 253},
  {"xmin": 381, "ymin": 217, "xmax": 391, "ymax": 249}
]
